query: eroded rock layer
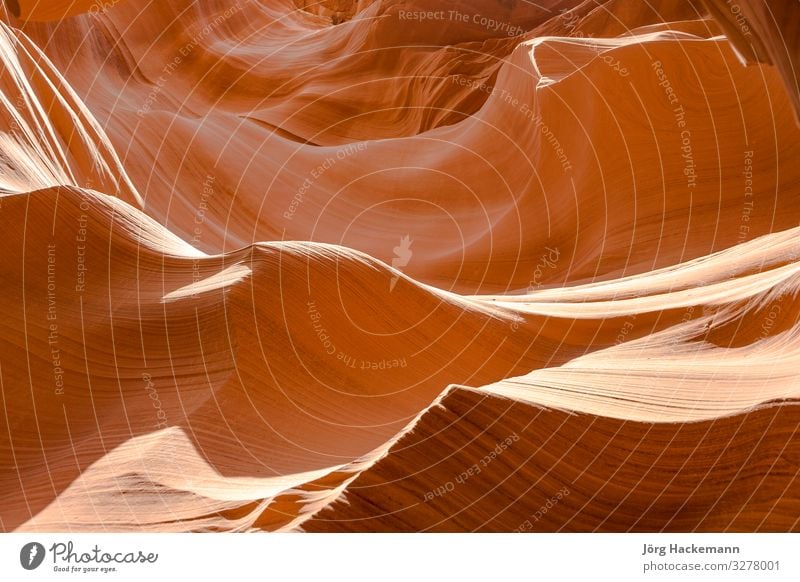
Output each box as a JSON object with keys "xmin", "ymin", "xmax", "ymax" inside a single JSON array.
[{"xmin": 1, "ymin": 0, "xmax": 799, "ymax": 532}]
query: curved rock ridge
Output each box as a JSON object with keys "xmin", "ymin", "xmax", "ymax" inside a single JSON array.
[
  {"xmin": 7, "ymin": 1, "xmax": 797, "ymax": 294},
  {"xmin": 0, "ymin": 21, "xmax": 140, "ymax": 203},
  {"xmin": 1, "ymin": 0, "xmax": 799, "ymax": 532},
  {"xmin": 303, "ymin": 390, "xmax": 800, "ymax": 532},
  {"xmin": 701, "ymin": 0, "xmax": 800, "ymax": 122}
]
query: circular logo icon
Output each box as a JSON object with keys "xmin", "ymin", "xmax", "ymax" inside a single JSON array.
[{"xmin": 20, "ymin": 542, "xmax": 46, "ymax": 570}]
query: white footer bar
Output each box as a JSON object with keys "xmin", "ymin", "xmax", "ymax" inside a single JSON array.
[{"xmin": 1, "ymin": 533, "xmax": 797, "ymax": 581}]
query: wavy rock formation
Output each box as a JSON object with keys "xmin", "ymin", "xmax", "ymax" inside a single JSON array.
[
  {"xmin": 1, "ymin": 0, "xmax": 799, "ymax": 532},
  {"xmin": 702, "ymin": 0, "xmax": 800, "ymax": 121}
]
